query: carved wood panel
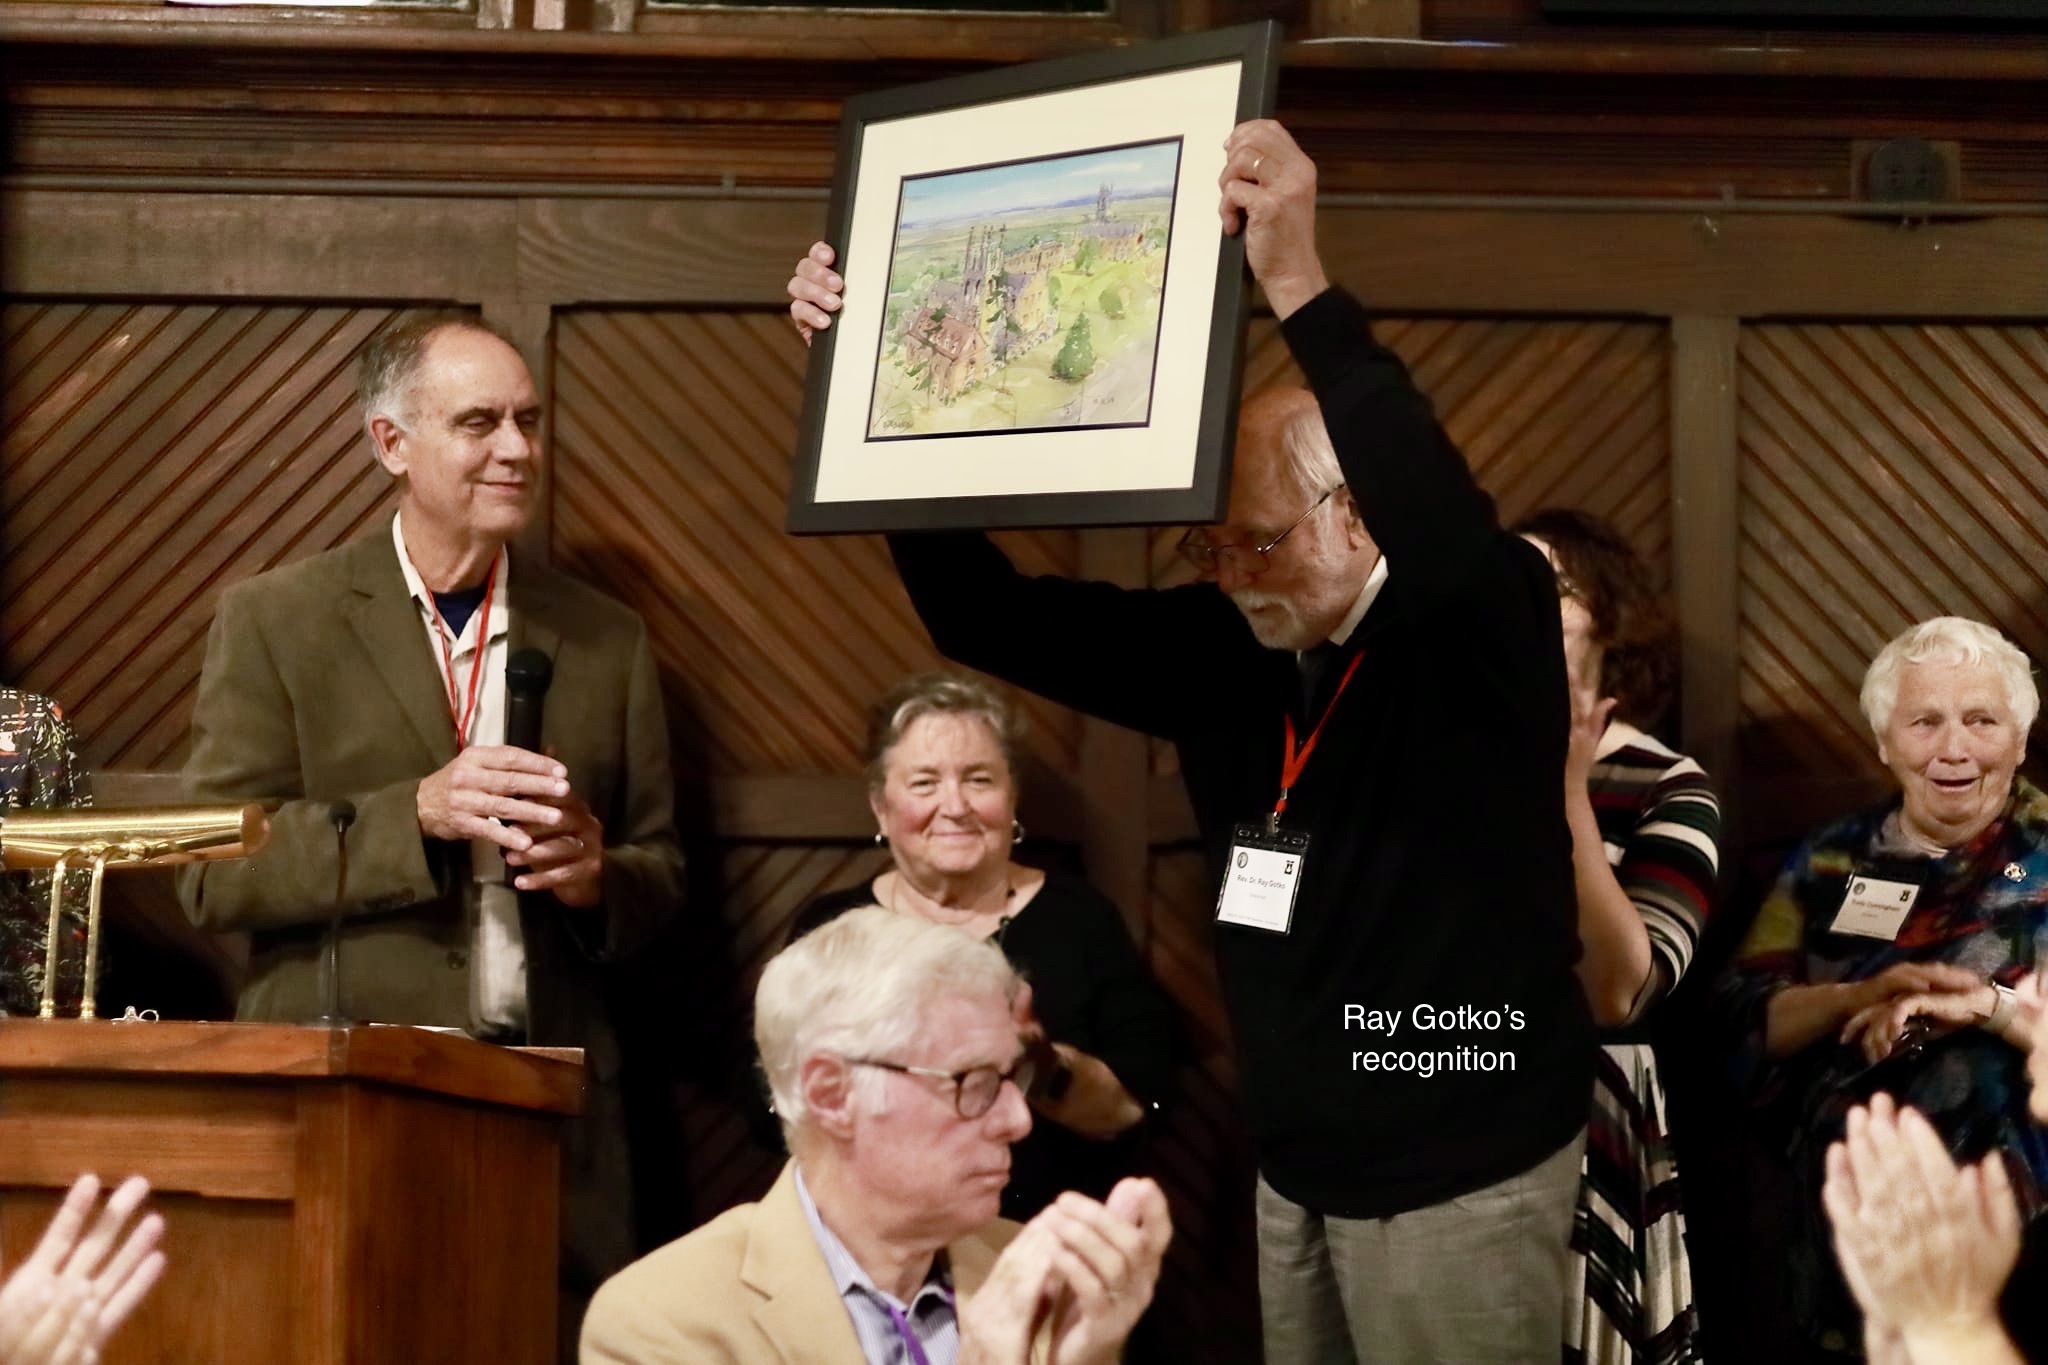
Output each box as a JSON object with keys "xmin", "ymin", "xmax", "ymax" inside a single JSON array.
[{"xmin": 0, "ymin": 302, "xmax": 400, "ymax": 770}]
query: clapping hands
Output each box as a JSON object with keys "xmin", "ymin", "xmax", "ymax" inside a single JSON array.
[
  {"xmin": 0, "ymin": 1175, "xmax": 165, "ymax": 1365},
  {"xmin": 1823, "ymin": 1094, "xmax": 2023, "ymax": 1364},
  {"xmin": 961, "ymin": 1177, "xmax": 1172, "ymax": 1365}
]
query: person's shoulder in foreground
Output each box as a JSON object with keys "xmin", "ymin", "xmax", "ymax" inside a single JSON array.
[{"xmin": 578, "ymin": 1167, "xmax": 1022, "ymax": 1363}]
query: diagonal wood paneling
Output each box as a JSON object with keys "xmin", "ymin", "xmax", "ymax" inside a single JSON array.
[
  {"xmin": 1737, "ymin": 322, "xmax": 2048, "ymax": 803},
  {"xmin": 0, "ymin": 303, "xmax": 402, "ymax": 770},
  {"xmin": 550, "ymin": 309, "xmax": 1081, "ymax": 780}
]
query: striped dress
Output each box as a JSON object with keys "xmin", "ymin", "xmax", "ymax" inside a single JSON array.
[{"xmin": 1563, "ymin": 721, "xmax": 1720, "ymax": 1365}]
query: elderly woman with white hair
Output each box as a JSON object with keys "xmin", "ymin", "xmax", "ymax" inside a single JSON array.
[{"xmin": 1717, "ymin": 615, "xmax": 2048, "ymax": 1354}]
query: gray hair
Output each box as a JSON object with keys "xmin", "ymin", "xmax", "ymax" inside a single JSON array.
[
  {"xmin": 864, "ymin": 671, "xmax": 1023, "ymax": 791},
  {"xmin": 755, "ymin": 907, "xmax": 1019, "ymax": 1148},
  {"xmin": 1276, "ymin": 399, "xmax": 1343, "ymax": 504},
  {"xmin": 1859, "ymin": 615, "xmax": 2040, "ymax": 737},
  {"xmin": 356, "ymin": 308, "xmax": 518, "ymax": 436}
]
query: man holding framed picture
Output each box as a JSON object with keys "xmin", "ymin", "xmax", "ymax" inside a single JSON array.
[{"xmin": 786, "ymin": 119, "xmax": 1593, "ymax": 1365}]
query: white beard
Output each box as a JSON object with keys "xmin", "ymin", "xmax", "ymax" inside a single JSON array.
[
  {"xmin": 1229, "ymin": 589, "xmax": 1323, "ymax": 651},
  {"xmin": 1227, "ymin": 530, "xmax": 1363, "ymax": 651}
]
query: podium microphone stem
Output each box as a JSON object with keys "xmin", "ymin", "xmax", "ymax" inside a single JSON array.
[{"xmin": 316, "ymin": 801, "xmax": 357, "ymax": 1028}]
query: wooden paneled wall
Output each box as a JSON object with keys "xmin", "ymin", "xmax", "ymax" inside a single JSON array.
[
  {"xmin": 1737, "ymin": 322, "xmax": 2048, "ymax": 834},
  {"xmin": 2, "ymin": 22, "xmax": 2046, "ymax": 1361}
]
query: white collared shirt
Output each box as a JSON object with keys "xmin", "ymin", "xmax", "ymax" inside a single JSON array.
[
  {"xmin": 391, "ymin": 513, "xmax": 527, "ymax": 1036},
  {"xmin": 1324, "ymin": 552, "xmax": 1390, "ymax": 650}
]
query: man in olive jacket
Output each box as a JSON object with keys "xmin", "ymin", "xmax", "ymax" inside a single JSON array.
[{"xmin": 177, "ymin": 310, "xmax": 685, "ymax": 1353}]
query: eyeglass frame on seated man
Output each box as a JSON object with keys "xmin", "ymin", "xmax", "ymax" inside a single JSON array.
[
  {"xmin": 1176, "ymin": 486, "xmax": 1338, "ymax": 576},
  {"xmin": 848, "ymin": 1052, "xmax": 1038, "ymax": 1120}
]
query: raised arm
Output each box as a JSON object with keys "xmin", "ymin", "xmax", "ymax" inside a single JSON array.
[
  {"xmin": 889, "ymin": 530, "xmax": 1250, "ymax": 742},
  {"xmin": 1222, "ymin": 121, "xmax": 1502, "ymax": 609}
]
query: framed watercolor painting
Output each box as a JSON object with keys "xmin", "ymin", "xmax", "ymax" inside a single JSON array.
[{"xmin": 786, "ymin": 22, "xmax": 1281, "ymax": 533}]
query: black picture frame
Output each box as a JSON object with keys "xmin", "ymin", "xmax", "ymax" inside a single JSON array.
[{"xmin": 785, "ymin": 21, "xmax": 1281, "ymax": 534}]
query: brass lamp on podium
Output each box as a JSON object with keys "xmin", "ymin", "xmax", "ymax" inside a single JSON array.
[{"xmin": 2, "ymin": 805, "xmax": 269, "ymax": 1020}]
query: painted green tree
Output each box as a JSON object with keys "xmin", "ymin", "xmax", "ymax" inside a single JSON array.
[
  {"xmin": 1099, "ymin": 285, "xmax": 1124, "ymax": 319},
  {"xmin": 1051, "ymin": 313, "xmax": 1094, "ymax": 382}
]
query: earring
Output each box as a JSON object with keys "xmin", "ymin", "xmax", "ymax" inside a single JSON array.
[
  {"xmin": 1011, "ymin": 819, "xmax": 1026, "ymax": 846},
  {"xmin": 873, "ymin": 831, "xmax": 887, "ymax": 847}
]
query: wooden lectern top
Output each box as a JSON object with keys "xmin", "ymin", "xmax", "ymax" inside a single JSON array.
[
  {"xmin": 0, "ymin": 1019, "xmax": 582, "ymax": 1363},
  {"xmin": 0, "ymin": 1019, "xmax": 584, "ymax": 1115}
]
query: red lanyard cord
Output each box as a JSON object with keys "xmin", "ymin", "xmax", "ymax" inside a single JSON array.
[
  {"xmin": 1272, "ymin": 651, "xmax": 1363, "ymax": 832},
  {"xmin": 426, "ymin": 555, "xmax": 499, "ymax": 751}
]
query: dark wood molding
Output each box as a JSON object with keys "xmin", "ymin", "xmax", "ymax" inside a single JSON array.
[
  {"xmin": 13, "ymin": 191, "xmax": 2044, "ymax": 321},
  {"xmin": 1, "ymin": 192, "xmax": 508, "ymax": 301},
  {"xmin": 4, "ymin": 20, "xmax": 2044, "ymax": 202},
  {"xmin": 1668, "ymin": 316, "xmax": 1742, "ymax": 835},
  {"xmin": 0, "ymin": 11, "xmax": 1145, "ymax": 60},
  {"xmin": 1316, "ymin": 208, "xmax": 2048, "ymax": 318}
]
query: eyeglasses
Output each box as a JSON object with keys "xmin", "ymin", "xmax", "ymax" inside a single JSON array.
[
  {"xmin": 1177, "ymin": 487, "xmax": 1338, "ymax": 576},
  {"xmin": 849, "ymin": 1052, "xmax": 1036, "ymax": 1120}
]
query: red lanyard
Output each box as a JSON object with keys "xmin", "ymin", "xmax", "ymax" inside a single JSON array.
[
  {"xmin": 1271, "ymin": 652, "xmax": 1363, "ymax": 834},
  {"xmin": 426, "ymin": 556, "xmax": 498, "ymax": 751}
]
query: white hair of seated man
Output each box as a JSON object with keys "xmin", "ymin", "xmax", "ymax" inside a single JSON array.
[{"xmin": 755, "ymin": 905, "xmax": 1019, "ymax": 1148}]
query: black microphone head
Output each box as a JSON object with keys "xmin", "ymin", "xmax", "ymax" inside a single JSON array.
[
  {"xmin": 507, "ymin": 648, "xmax": 554, "ymax": 700},
  {"xmin": 328, "ymin": 800, "xmax": 357, "ymax": 832}
]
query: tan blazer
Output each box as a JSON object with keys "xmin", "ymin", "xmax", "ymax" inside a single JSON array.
[
  {"xmin": 176, "ymin": 527, "xmax": 685, "ymax": 1287},
  {"xmin": 582, "ymin": 1162, "xmax": 1047, "ymax": 1365}
]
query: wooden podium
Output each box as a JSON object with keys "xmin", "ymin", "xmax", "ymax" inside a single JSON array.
[{"xmin": 0, "ymin": 1020, "xmax": 583, "ymax": 1364}]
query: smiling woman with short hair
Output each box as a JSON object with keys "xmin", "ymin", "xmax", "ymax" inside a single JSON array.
[
  {"xmin": 1717, "ymin": 615, "xmax": 2048, "ymax": 1355},
  {"xmin": 786, "ymin": 671, "xmax": 1178, "ymax": 1227}
]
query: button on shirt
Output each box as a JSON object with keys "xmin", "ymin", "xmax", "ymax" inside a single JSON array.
[
  {"xmin": 794, "ymin": 1167, "xmax": 960, "ymax": 1365},
  {"xmin": 391, "ymin": 514, "xmax": 526, "ymax": 1037}
]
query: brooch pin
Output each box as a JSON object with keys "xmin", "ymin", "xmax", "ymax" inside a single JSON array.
[{"xmin": 2005, "ymin": 863, "xmax": 2026, "ymax": 883}]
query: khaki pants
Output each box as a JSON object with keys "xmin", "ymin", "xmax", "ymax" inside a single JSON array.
[{"xmin": 1255, "ymin": 1128, "xmax": 1586, "ymax": 1365}]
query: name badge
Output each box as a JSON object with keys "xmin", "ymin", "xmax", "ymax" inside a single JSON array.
[
  {"xmin": 1828, "ymin": 873, "xmax": 1922, "ymax": 941},
  {"xmin": 1217, "ymin": 825, "xmax": 1309, "ymax": 934}
]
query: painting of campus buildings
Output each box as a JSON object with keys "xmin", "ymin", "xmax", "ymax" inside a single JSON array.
[{"xmin": 866, "ymin": 138, "xmax": 1181, "ymax": 440}]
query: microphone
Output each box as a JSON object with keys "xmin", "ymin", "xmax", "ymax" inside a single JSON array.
[
  {"xmin": 505, "ymin": 649, "xmax": 554, "ymax": 889},
  {"xmin": 315, "ymin": 800, "xmax": 357, "ymax": 1028},
  {"xmin": 506, "ymin": 648, "xmax": 553, "ymax": 755}
]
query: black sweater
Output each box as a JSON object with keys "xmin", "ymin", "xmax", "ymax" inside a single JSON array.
[{"xmin": 887, "ymin": 287, "xmax": 1593, "ymax": 1217}]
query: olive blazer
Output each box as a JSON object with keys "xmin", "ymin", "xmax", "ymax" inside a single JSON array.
[{"xmin": 177, "ymin": 526, "xmax": 686, "ymax": 1291}]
